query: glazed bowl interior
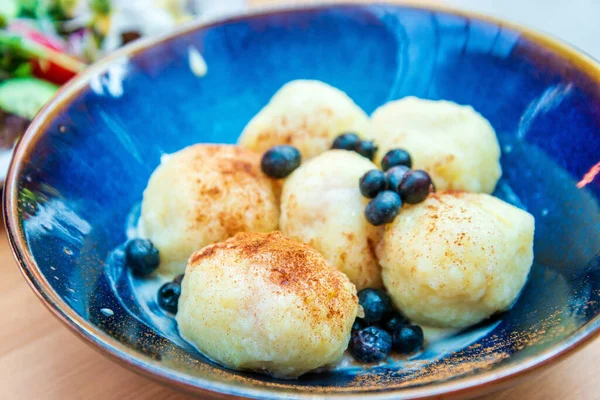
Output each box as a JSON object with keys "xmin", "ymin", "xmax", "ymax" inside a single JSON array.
[{"xmin": 5, "ymin": 3, "xmax": 600, "ymax": 399}]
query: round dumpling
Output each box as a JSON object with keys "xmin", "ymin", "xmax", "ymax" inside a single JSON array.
[
  {"xmin": 280, "ymin": 150, "xmax": 383, "ymax": 290},
  {"xmin": 238, "ymin": 80, "xmax": 369, "ymax": 159},
  {"xmin": 378, "ymin": 192, "xmax": 534, "ymax": 328},
  {"xmin": 176, "ymin": 231, "xmax": 359, "ymax": 378},
  {"xmin": 369, "ymin": 97, "xmax": 502, "ymax": 193},
  {"xmin": 139, "ymin": 144, "xmax": 279, "ymax": 275}
]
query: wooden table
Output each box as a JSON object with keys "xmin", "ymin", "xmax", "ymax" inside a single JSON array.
[{"xmin": 1, "ymin": 1, "xmax": 598, "ymax": 398}]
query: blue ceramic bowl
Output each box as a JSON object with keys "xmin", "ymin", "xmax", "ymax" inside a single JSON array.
[{"xmin": 5, "ymin": 3, "xmax": 600, "ymax": 399}]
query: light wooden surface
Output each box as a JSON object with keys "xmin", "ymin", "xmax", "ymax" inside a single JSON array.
[{"xmin": 2, "ymin": 1, "xmax": 598, "ymax": 398}]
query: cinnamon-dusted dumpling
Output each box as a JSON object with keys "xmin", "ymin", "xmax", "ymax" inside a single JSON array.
[
  {"xmin": 176, "ymin": 232, "xmax": 359, "ymax": 378},
  {"xmin": 369, "ymin": 97, "xmax": 502, "ymax": 193},
  {"xmin": 378, "ymin": 192, "xmax": 534, "ymax": 328},
  {"xmin": 280, "ymin": 150, "xmax": 384, "ymax": 290},
  {"xmin": 139, "ymin": 144, "xmax": 279, "ymax": 275},
  {"xmin": 239, "ymin": 80, "xmax": 370, "ymax": 159}
]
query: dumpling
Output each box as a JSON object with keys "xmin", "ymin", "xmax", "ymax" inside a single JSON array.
[
  {"xmin": 378, "ymin": 192, "xmax": 534, "ymax": 328},
  {"xmin": 369, "ymin": 97, "xmax": 502, "ymax": 193},
  {"xmin": 239, "ymin": 80, "xmax": 369, "ymax": 159},
  {"xmin": 139, "ymin": 144, "xmax": 279, "ymax": 275},
  {"xmin": 176, "ymin": 232, "xmax": 359, "ymax": 378},
  {"xmin": 280, "ymin": 150, "xmax": 383, "ymax": 290}
]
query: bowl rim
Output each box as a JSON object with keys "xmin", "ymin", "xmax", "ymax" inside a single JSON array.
[{"xmin": 4, "ymin": 2, "xmax": 600, "ymax": 399}]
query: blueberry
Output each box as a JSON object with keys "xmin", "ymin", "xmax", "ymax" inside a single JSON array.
[
  {"xmin": 332, "ymin": 132, "xmax": 360, "ymax": 151},
  {"xmin": 359, "ymin": 170, "xmax": 387, "ymax": 198},
  {"xmin": 261, "ymin": 145, "xmax": 301, "ymax": 179},
  {"xmin": 357, "ymin": 288, "xmax": 393, "ymax": 324},
  {"xmin": 125, "ymin": 239, "xmax": 159, "ymax": 276},
  {"xmin": 385, "ymin": 165, "xmax": 410, "ymax": 192},
  {"xmin": 174, "ymin": 274, "xmax": 184, "ymax": 284},
  {"xmin": 382, "ymin": 310, "xmax": 409, "ymax": 333},
  {"xmin": 158, "ymin": 281, "xmax": 181, "ymax": 314},
  {"xmin": 381, "ymin": 149, "xmax": 412, "ymax": 171},
  {"xmin": 364, "ymin": 191, "xmax": 402, "ymax": 226},
  {"xmin": 398, "ymin": 170, "xmax": 433, "ymax": 204},
  {"xmin": 355, "ymin": 140, "xmax": 378, "ymax": 160},
  {"xmin": 349, "ymin": 326, "xmax": 392, "ymax": 363},
  {"xmin": 392, "ymin": 325, "xmax": 424, "ymax": 354}
]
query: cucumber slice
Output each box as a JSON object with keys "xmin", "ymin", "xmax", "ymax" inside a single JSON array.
[
  {"xmin": 0, "ymin": 0, "xmax": 18, "ymax": 27},
  {"xmin": 0, "ymin": 77, "xmax": 58, "ymax": 120}
]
